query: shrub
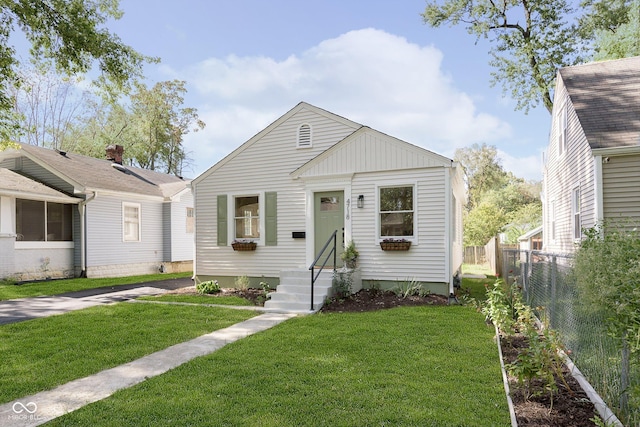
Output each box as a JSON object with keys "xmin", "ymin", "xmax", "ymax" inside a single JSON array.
[
  {"xmin": 392, "ymin": 278, "xmax": 422, "ymax": 299},
  {"xmin": 234, "ymin": 275, "xmax": 250, "ymax": 290},
  {"xmin": 196, "ymin": 280, "xmax": 220, "ymax": 294}
]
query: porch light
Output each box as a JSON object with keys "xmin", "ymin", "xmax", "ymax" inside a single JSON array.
[{"xmin": 357, "ymin": 195, "xmax": 364, "ymax": 208}]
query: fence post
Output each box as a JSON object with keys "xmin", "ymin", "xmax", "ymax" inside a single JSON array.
[{"xmin": 550, "ymin": 255, "xmax": 557, "ymax": 327}]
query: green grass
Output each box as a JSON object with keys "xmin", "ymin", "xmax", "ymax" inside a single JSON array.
[
  {"xmin": 460, "ymin": 276, "xmax": 496, "ymax": 301},
  {"xmin": 0, "ymin": 303, "xmax": 257, "ymax": 403},
  {"xmin": 0, "ymin": 272, "xmax": 191, "ymax": 301},
  {"xmin": 462, "ymin": 263, "xmax": 494, "ymax": 276},
  {"xmin": 137, "ymin": 294, "xmax": 254, "ymax": 306},
  {"xmin": 50, "ymin": 306, "xmax": 510, "ymax": 426}
]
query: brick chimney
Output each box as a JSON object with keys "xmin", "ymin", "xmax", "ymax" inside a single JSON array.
[{"xmin": 106, "ymin": 145, "xmax": 124, "ymax": 164}]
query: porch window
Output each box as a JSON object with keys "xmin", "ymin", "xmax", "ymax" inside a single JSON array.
[
  {"xmin": 235, "ymin": 195, "xmax": 259, "ymax": 239},
  {"xmin": 379, "ymin": 186, "xmax": 414, "ymax": 238},
  {"xmin": 16, "ymin": 199, "xmax": 72, "ymax": 241},
  {"xmin": 572, "ymin": 187, "xmax": 581, "ymax": 240},
  {"xmin": 123, "ymin": 203, "xmax": 141, "ymax": 242}
]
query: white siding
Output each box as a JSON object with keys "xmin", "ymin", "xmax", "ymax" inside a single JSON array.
[
  {"xmin": 543, "ymin": 79, "xmax": 596, "ymax": 254},
  {"xmin": 602, "ymin": 154, "xmax": 640, "ymax": 227},
  {"xmin": 166, "ymin": 191, "xmax": 194, "ymax": 262},
  {"xmin": 194, "ymin": 106, "xmax": 357, "ymax": 278},
  {"xmin": 86, "ymin": 195, "xmax": 164, "ymax": 267}
]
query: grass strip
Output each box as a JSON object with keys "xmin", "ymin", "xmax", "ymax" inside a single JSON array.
[
  {"xmin": 0, "ymin": 303, "xmax": 256, "ymax": 404},
  {"xmin": 51, "ymin": 306, "xmax": 510, "ymax": 426},
  {"xmin": 0, "ymin": 272, "xmax": 191, "ymax": 301},
  {"xmin": 137, "ymin": 294, "xmax": 254, "ymax": 306}
]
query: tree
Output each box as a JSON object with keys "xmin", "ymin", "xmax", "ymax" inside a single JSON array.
[
  {"xmin": 454, "ymin": 143, "xmax": 509, "ymax": 210},
  {"xmin": 590, "ymin": 0, "xmax": 640, "ymax": 59},
  {"xmin": 464, "ymin": 201, "xmax": 508, "ymax": 245},
  {"xmin": 0, "ymin": 0, "xmax": 154, "ymax": 140},
  {"xmin": 422, "ymin": 0, "xmax": 585, "ymax": 113}
]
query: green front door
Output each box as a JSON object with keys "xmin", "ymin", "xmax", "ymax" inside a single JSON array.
[{"xmin": 314, "ymin": 191, "xmax": 344, "ymax": 267}]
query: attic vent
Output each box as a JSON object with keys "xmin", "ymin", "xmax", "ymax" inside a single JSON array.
[{"xmin": 297, "ymin": 124, "xmax": 312, "ymax": 148}]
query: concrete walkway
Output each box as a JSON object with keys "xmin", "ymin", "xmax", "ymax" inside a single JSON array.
[{"xmin": 0, "ymin": 312, "xmax": 296, "ymax": 426}]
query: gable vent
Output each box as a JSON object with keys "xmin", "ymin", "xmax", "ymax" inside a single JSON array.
[{"xmin": 297, "ymin": 124, "xmax": 312, "ymax": 148}]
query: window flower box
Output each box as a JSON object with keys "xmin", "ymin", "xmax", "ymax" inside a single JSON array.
[
  {"xmin": 380, "ymin": 239, "xmax": 411, "ymax": 251},
  {"xmin": 232, "ymin": 240, "xmax": 257, "ymax": 251}
]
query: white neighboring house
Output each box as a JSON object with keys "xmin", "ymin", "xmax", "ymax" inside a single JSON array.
[
  {"xmin": 191, "ymin": 102, "xmax": 466, "ymax": 310},
  {"xmin": 0, "ymin": 144, "xmax": 194, "ymax": 281},
  {"xmin": 542, "ymin": 56, "xmax": 640, "ymax": 254}
]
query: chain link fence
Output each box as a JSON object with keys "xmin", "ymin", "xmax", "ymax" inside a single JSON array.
[{"xmin": 503, "ymin": 249, "xmax": 638, "ymax": 425}]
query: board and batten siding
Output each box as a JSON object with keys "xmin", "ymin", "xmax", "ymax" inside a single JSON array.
[
  {"xmin": 602, "ymin": 154, "xmax": 640, "ymax": 227},
  {"xmin": 350, "ymin": 167, "xmax": 448, "ymax": 283},
  {"xmin": 543, "ymin": 80, "xmax": 596, "ymax": 254},
  {"xmin": 194, "ymin": 106, "xmax": 358, "ymax": 279},
  {"xmin": 85, "ymin": 195, "xmax": 164, "ymax": 268}
]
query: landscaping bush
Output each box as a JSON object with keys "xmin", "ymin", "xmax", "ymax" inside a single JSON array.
[{"xmin": 196, "ymin": 280, "xmax": 220, "ymax": 294}]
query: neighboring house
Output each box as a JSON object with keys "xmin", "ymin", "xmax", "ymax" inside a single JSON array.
[
  {"xmin": 542, "ymin": 56, "xmax": 640, "ymax": 254},
  {"xmin": 191, "ymin": 102, "xmax": 466, "ymax": 310},
  {"xmin": 518, "ymin": 225, "xmax": 543, "ymax": 251},
  {"xmin": 0, "ymin": 144, "xmax": 193, "ymax": 280}
]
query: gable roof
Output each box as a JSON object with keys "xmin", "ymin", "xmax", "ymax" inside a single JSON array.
[
  {"xmin": 1, "ymin": 144, "xmax": 189, "ymax": 199},
  {"xmin": 0, "ymin": 168, "xmax": 80, "ymax": 203},
  {"xmin": 560, "ymin": 56, "xmax": 640, "ymax": 149},
  {"xmin": 192, "ymin": 102, "xmax": 362, "ymax": 185},
  {"xmin": 291, "ymin": 126, "xmax": 452, "ymax": 179}
]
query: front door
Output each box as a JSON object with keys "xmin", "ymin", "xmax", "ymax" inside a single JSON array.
[{"xmin": 314, "ymin": 191, "xmax": 344, "ymax": 267}]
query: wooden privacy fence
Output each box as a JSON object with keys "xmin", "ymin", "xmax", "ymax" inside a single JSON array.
[
  {"xmin": 464, "ymin": 237, "xmax": 517, "ymax": 276},
  {"xmin": 463, "ymin": 246, "xmax": 486, "ymax": 265}
]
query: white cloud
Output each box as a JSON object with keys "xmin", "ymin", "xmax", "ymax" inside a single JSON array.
[
  {"xmin": 498, "ymin": 149, "xmax": 543, "ymax": 182},
  {"xmin": 170, "ymin": 28, "xmax": 514, "ymax": 177}
]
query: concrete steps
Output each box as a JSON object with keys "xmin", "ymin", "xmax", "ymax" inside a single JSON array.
[{"xmin": 263, "ymin": 269, "xmax": 334, "ymax": 313}]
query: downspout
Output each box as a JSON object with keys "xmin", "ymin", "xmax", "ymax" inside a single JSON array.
[
  {"xmin": 444, "ymin": 165, "xmax": 453, "ymax": 298},
  {"xmin": 78, "ymin": 192, "xmax": 96, "ymax": 277},
  {"xmin": 593, "ymin": 155, "xmax": 604, "ymax": 227}
]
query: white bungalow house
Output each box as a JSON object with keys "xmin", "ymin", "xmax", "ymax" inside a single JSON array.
[
  {"xmin": 191, "ymin": 102, "xmax": 466, "ymax": 311},
  {"xmin": 542, "ymin": 56, "xmax": 640, "ymax": 254},
  {"xmin": 0, "ymin": 143, "xmax": 193, "ymax": 280}
]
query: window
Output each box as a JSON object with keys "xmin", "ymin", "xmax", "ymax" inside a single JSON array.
[
  {"xmin": 123, "ymin": 203, "xmax": 141, "ymax": 242},
  {"xmin": 186, "ymin": 207, "xmax": 195, "ymax": 233},
  {"xmin": 572, "ymin": 187, "xmax": 581, "ymax": 240},
  {"xmin": 297, "ymin": 123, "xmax": 312, "ymax": 148},
  {"xmin": 379, "ymin": 186, "xmax": 414, "ymax": 238},
  {"xmin": 550, "ymin": 200, "xmax": 556, "ymax": 242},
  {"xmin": 16, "ymin": 199, "xmax": 72, "ymax": 241},
  {"xmin": 234, "ymin": 195, "xmax": 259, "ymax": 239},
  {"xmin": 558, "ymin": 103, "xmax": 567, "ymax": 156}
]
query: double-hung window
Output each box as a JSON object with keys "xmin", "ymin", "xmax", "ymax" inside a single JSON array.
[
  {"xmin": 123, "ymin": 203, "xmax": 141, "ymax": 242},
  {"xmin": 379, "ymin": 185, "xmax": 414, "ymax": 238},
  {"xmin": 572, "ymin": 187, "xmax": 581, "ymax": 240},
  {"xmin": 234, "ymin": 195, "xmax": 259, "ymax": 239}
]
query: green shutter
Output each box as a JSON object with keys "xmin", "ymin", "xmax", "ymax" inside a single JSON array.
[
  {"xmin": 265, "ymin": 191, "xmax": 277, "ymax": 246},
  {"xmin": 217, "ymin": 194, "xmax": 228, "ymax": 246}
]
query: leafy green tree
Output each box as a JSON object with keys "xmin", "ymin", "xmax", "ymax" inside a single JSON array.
[
  {"xmin": 464, "ymin": 201, "xmax": 508, "ymax": 245},
  {"xmin": 455, "ymin": 143, "xmax": 509, "ymax": 210},
  {"xmin": 591, "ymin": 0, "xmax": 640, "ymax": 59},
  {"xmin": 0, "ymin": 0, "xmax": 154, "ymax": 141},
  {"xmin": 422, "ymin": 0, "xmax": 584, "ymax": 113}
]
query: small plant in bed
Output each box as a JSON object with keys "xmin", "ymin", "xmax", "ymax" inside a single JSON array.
[{"xmin": 196, "ymin": 280, "xmax": 220, "ymax": 295}]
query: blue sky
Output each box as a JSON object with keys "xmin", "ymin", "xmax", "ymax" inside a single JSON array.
[{"xmin": 106, "ymin": 0, "xmax": 552, "ymax": 180}]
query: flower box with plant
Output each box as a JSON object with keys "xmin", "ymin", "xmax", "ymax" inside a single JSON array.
[
  {"xmin": 231, "ymin": 240, "xmax": 257, "ymax": 251},
  {"xmin": 341, "ymin": 240, "xmax": 359, "ymax": 268},
  {"xmin": 380, "ymin": 238, "xmax": 411, "ymax": 251}
]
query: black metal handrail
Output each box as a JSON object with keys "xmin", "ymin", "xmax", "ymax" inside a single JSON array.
[{"xmin": 308, "ymin": 230, "xmax": 337, "ymax": 310}]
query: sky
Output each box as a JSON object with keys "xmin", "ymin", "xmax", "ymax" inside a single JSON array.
[{"xmin": 103, "ymin": 0, "xmax": 551, "ymax": 180}]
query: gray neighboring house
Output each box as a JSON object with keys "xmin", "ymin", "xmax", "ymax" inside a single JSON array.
[
  {"xmin": 542, "ymin": 56, "xmax": 640, "ymax": 254},
  {"xmin": 0, "ymin": 143, "xmax": 193, "ymax": 280}
]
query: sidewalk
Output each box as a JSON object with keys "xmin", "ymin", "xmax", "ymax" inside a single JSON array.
[
  {"xmin": 0, "ymin": 312, "xmax": 296, "ymax": 426},
  {"xmin": 0, "ymin": 277, "xmax": 193, "ymax": 325}
]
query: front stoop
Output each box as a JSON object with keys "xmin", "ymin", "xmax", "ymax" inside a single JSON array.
[{"xmin": 264, "ymin": 269, "xmax": 334, "ymax": 313}]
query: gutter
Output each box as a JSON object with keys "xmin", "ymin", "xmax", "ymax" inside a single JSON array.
[{"xmin": 78, "ymin": 192, "xmax": 97, "ymax": 277}]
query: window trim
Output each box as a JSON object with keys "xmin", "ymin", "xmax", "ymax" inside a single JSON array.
[
  {"xmin": 549, "ymin": 199, "xmax": 556, "ymax": 243},
  {"xmin": 15, "ymin": 198, "xmax": 73, "ymax": 242},
  {"xmin": 571, "ymin": 186, "xmax": 581, "ymax": 241},
  {"xmin": 229, "ymin": 193, "xmax": 263, "ymax": 244},
  {"xmin": 376, "ymin": 183, "xmax": 417, "ymax": 242},
  {"xmin": 122, "ymin": 202, "xmax": 141, "ymax": 242},
  {"xmin": 558, "ymin": 102, "xmax": 567, "ymax": 156}
]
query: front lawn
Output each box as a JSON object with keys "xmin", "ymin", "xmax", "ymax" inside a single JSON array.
[
  {"xmin": 0, "ymin": 303, "xmax": 257, "ymax": 403},
  {"xmin": 50, "ymin": 306, "xmax": 510, "ymax": 426},
  {"xmin": 137, "ymin": 294, "xmax": 255, "ymax": 306},
  {"xmin": 0, "ymin": 272, "xmax": 191, "ymax": 301}
]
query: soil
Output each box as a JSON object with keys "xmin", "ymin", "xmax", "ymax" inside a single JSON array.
[
  {"xmin": 165, "ymin": 286, "xmax": 269, "ymax": 305},
  {"xmin": 169, "ymin": 287, "xmax": 600, "ymax": 425}
]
